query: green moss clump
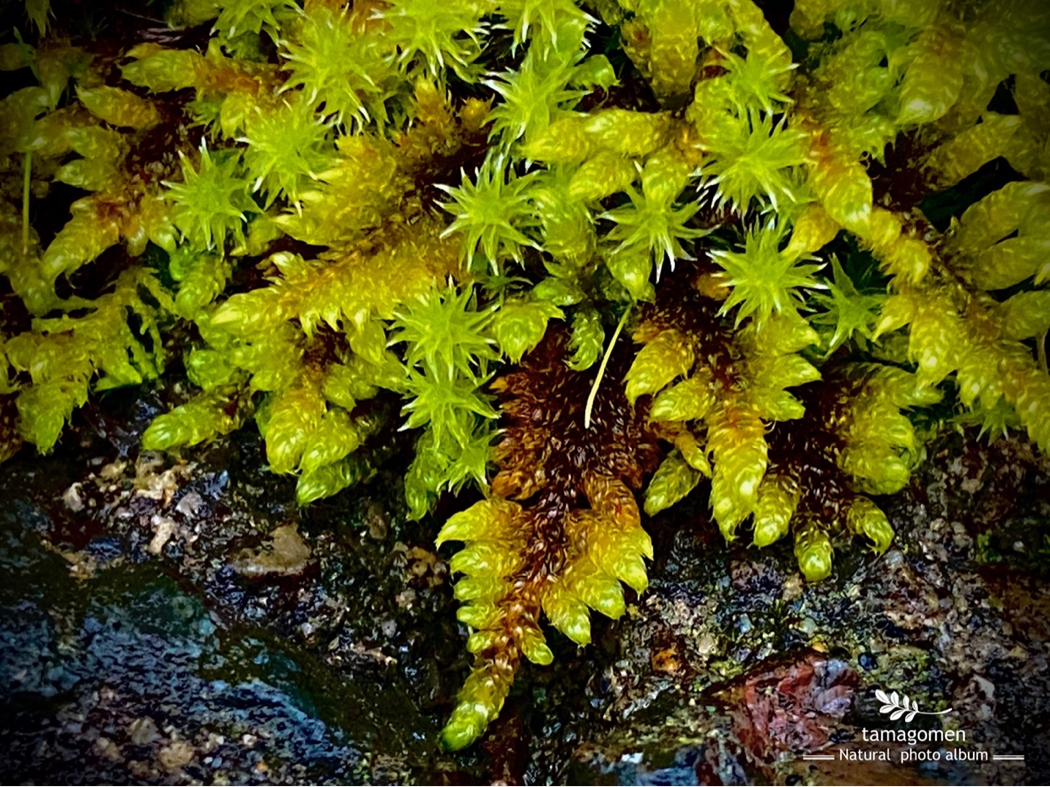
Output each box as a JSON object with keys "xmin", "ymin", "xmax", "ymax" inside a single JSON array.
[{"xmin": 2, "ymin": 0, "xmax": 1049, "ymax": 751}]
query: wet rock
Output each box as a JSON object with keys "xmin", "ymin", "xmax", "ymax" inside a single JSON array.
[
  {"xmin": 2, "ymin": 389, "xmax": 1049, "ymax": 785},
  {"xmin": 95, "ymin": 737, "xmax": 124, "ymax": 763},
  {"xmin": 556, "ymin": 434, "xmax": 1050, "ymax": 786},
  {"xmin": 0, "ymin": 416, "xmax": 472, "ymax": 784},
  {"xmin": 127, "ymin": 717, "xmax": 160, "ymax": 745},
  {"xmin": 175, "ymin": 491, "xmax": 204, "ymax": 519},
  {"xmin": 158, "ymin": 741, "xmax": 194, "ymax": 772},
  {"xmin": 231, "ymin": 525, "xmax": 312, "ymax": 578},
  {"xmin": 147, "ymin": 515, "xmax": 176, "ymax": 555},
  {"xmin": 723, "ymin": 653, "xmax": 860, "ymax": 758},
  {"xmin": 63, "ymin": 483, "xmax": 84, "ymax": 512},
  {"xmin": 569, "ymin": 714, "xmax": 752, "ymax": 786}
]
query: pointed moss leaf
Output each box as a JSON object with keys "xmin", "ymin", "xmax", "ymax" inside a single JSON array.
[
  {"xmin": 401, "ymin": 376, "xmax": 497, "ymax": 439},
  {"xmin": 544, "ymin": 587, "xmax": 592, "ymax": 646},
  {"xmin": 241, "ymin": 98, "xmax": 336, "ymax": 208},
  {"xmin": 1001, "ymin": 290, "xmax": 1050, "ymax": 340},
  {"xmin": 602, "ymin": 184, "xmax": 707, "ymax": 280},
  {"xmin": 521, "ymin": 633, "xmax": 554, "ymax": 666},
  {"xmin": 378, "ymin": 0, "xmax": 487, "ymax": 82},
  {"xmin": 795, "ymin": 523, "xmax": 833, "ymax": 582},
  {"xmin": 439, "ymin": 152, "xmax": 538, "ymax": 271},
  {"xmin": 846, "ymin": 497, "xmax": 894, "ymax": 553},
  {"xmin": 625, "ymin": 329, "xmax": 695, "ymax": 405},
  {"xmin": 675, "ymin": 432, "xmax": 712, "ymax": 476},
  {"xmin": 752, "ymin": 476, "xmax": 799, "ymax": 548},
  {"xmin": 164, "ymin": 142, "xmax": 257, "ymax": 253},
  {"xmin": 566, "ymin": 307, "xmax": 605, "ymax": 371},
  {"xmin": 16, "ymin": 379, "xmax": 89, "ymax": 452},
  {"xmin": 265, "ymin": 385, "xmax": 326, "ymax": 474},
  {"xmin": 484, "ymin": 19, "xmax": 601, "ymax": 145},
  {"xmin": 279, "ymin": 5, "xmax": 397, "ymax": 130},
  {"xmin": 143, "ymin": 390, "xmax": 245, "ymax": 450},
  {"xmin": 644, "ymin": 451, "xmax": 702, "ymax": 516},
  {"xmin": 579, "ymin": 572, "xmax": 626, "ymax": 620},
  {"xmin": 649, "ymin": 374, "xmax": 715, "ymax": 422},
  {"xmin": 76, "ymin": 85, "xmax": 160, "ymax": 130},
  {"xmin": 210, "ymin": 0, "xmax": 298, "ymax": 41},
  {"xmin": 438, "ymin": 499, "xmax": 513, "ymax": 546},
  {"xmin": 296, "ymin": 453, "xmax": 376, "ymax": 505},
  {"xmin": 532, "ymin": 276, "xmax": 585, "ymax": 307},
  {"xmin": 299, "ymin": 410, "xmax": 364, "ymax": 474},
  {"xmin": 811, "ymin": 256, "xmax": 885, "ymax": 354},
  {"xmin": 718, "ymin": 47, "xmax": 795, "ymax": 116},
  {"xmin": 699, "ymin": 110, "xmax": 808, "ymax": 213},
  {"xmin": 606, "ymin": 246, "xmax": 654, "ymax": 302},
  {"xmin": 492, "ymin": 299, "xmax": 563, "ymax": 363}
]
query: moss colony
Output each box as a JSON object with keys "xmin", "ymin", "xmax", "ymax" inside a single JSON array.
[{"xmin": 2, "ymin": 0, "xmax": 1049, "ymax": 750}]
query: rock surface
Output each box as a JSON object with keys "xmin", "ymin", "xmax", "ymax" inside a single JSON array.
[{"xmin": 1, "ymin": 390, "xmax": 1048, "ymax": 785}]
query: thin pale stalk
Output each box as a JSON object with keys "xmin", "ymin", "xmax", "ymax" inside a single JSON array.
[{"xmin": 584, "ymin": 306, "xmax": 630, "ymax": 430}]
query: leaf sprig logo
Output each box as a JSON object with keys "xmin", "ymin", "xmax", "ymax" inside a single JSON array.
[{"xmin": 876, "ymin": 689, "xmax": 953, "ymax": 722}]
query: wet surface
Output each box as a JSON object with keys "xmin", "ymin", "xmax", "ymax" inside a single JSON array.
[
  {"xmin": 555, "ymin": 435, "xmax": 1050, "ymax": 785},
  {"xmin": 0, "ymin": 395, "xmax": 468, "ymax": 784},
  {"xmin": 1, "ymin": 389, "xmax": 1049, "ymax": 785}
]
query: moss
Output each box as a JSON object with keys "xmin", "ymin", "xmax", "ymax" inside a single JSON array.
[{"xmin": 2, "ymin": 0, "xmax": 1049, "ymax": 750}]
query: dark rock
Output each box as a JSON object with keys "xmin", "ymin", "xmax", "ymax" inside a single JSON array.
[{"xmin": 2, "ymin": 394, "xmax": 1049, "ymax": 785}]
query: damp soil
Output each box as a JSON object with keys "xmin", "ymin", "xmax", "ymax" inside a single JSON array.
[{"xmin": 1, "ymin": 383, "xmax": 1049, "ymax": 785}]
